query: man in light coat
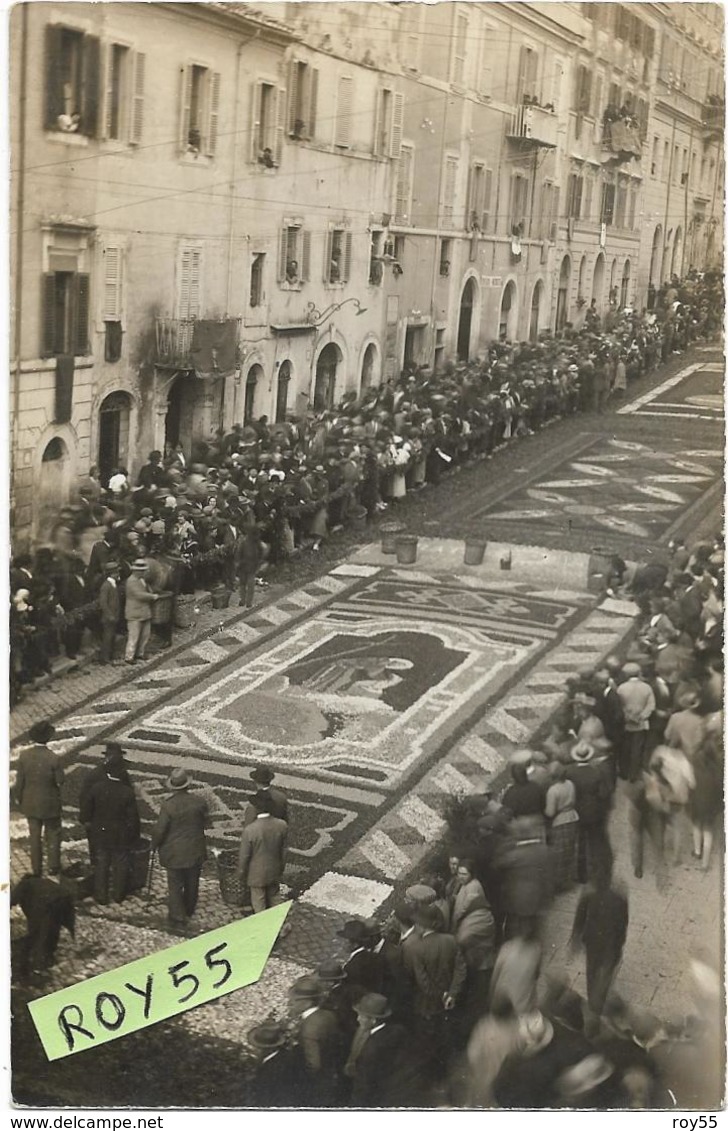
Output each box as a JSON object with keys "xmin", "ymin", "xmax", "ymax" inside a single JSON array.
[
  {"xmin": 237, "ymin": 790, "xmax": 287, "ymax": 912},
  {"xmin": 151, "ymin": 768, "xmax": 209, "ymax": 933},
  {"xmin": 14, "ymin": 720, "xmax": 64, "ymax": 876},
  {"xmin": 124, "ymin": 558, "xmax": 158, "ymax": 664},
  {"xmin": 617, "ymin": 662, "xmax": 656, "ymax": 781}
]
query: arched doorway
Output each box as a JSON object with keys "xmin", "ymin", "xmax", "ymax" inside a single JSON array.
[
  {"xmin": 620, "ymin": 260, "xmax": 631, "ymax": 308},
  {"xmin": 592, "ymin": 252, "xmax": 605, "ymax": 308},
  {"xmin": 98, "ymin": 391, "xmax": 132, "ymax": 484},
  {"xmin": 577, "ymin": 256, "xmax": 587, "ymax": 305},
  {"xmin": 314, "ymin": 343, "xmax": 341, "ymax": 410},
  {"xmin": 556, "ymin": 256, "xmax": 571, "ymax": 330},
  {"xmin": 609, "ymin": 258, "xmax": 619, "ymax": 305},
  {"xmin": 649, "ymin": 226, "xmax": 662, "ymax": 289},
  {"xmin": 165, "ymin": 374, "xmax": 198, "ymax": 454},
  {"xmin": 499, "ymin": 281, "xmax": 517, "ymax": 341},
  {"xmin": 457, "ymin": 277, "xmax": 477, "ymax": 361},
  {"xmin": 360, "ymin": 343, "xmax": 378, "ymax": 392},
  {"xmin": 38, "ymin": 437, "xmax": 71, "ymax": 539},
  {"xmin": 671, "ymin": 226, "xmax": 683, "ymax": 278},
  {"xmin": 245, "ymin": 364, "xmax": 262, "ymax": 424},
  {"xmin": 529, "ymin": 281, "xmax": 543, "ymax": 341},
  {"xmin": 275, "ymin": 361, "xmax": 291, "ymax": 423},
  {"xmin": 663, "ymin": 230, "xmax": 673, "ymax": 283}
]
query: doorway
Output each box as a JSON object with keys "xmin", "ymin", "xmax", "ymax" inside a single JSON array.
[
  {"xmin": 98, "ymin": 391, "xmax": 131, "ymax": 484},
  {"xmin": 529, "ymin": 281, "xmax": 542, "ymax": 341},
  {"xmin": 457, "ymin": 277, "xmax": 476, "ymax": 361},
  {"xmin": 556, "ymin": 255, "xmax": 571, "ymax": 330},
  {"xmin": 314, "ymin": 343, "xmax": 341, "ymax": 410},
  {"xmin": 165, "ymin": 374, "xmax": 198, "ymax": 453}
]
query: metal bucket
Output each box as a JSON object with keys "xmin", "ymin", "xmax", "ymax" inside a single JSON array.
[{"xmin": 395, "ymin": 534, "xmax": 418, "ymax": 565}]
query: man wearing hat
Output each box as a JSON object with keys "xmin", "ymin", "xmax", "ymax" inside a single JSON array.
[
  {"xmin": 617, "ymin": 662, "xmax": 656, "ymax": 781},
  {"xmin": 237, "ymin": 791, "xmax": 288, "ymax": 913},
  {"xmin": 243, "ymin": 765, "xmax": 288, "ymax": 825},
  {"xmin": 287, "ymin": 974, "xmax": 346, "ymax": 1105},
  {"xmin": 124, "ymin": 559, "xmax": 159, "ymax": 664},
  {"xmin": 337, "ymin": 918, "xmax": 389, "ymax": 999},
  {"xmin": 80, "ymin": 746, "xmax": 140, "ymax": 905},
  {"xmin": 97, "ymin": 563, "xmax": 122, "ymax": 665},
  {"xmin": 344, "ymin": 993, "xmax": 426, "ymax": 1106},
  {"xmin": 151, "ymin": 769, "xmax": 210, "ymax": 933},
  {"xmin": 246, "ymin": 1021, "xmax": 302, "ymax": 1106},
  {"xmin": 566, "ymin": 742, "xmax": 615, "ymax": 884},
  {"xmin": 78, "ymin": 743, "xmax": 131, "ymax": 863},
  {"xmin": 402, "ymin": 904, "xmax": 466, "ymax": 1058},
  {"xmin": 14, "ymin": 721, "xmax": 63, "ymax": 876}
]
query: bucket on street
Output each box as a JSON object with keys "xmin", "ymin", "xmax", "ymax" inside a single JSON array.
[
  {"xmin": 463, "ymin": 538, "xmax": 487, "ymax": 566},
  {"xmin": 381, "ymin": 522, "xmax": 405, "ymax": 554},
  {"xmin": 395, "ymin": 534, "xmax": 418, "ymax": 564}
]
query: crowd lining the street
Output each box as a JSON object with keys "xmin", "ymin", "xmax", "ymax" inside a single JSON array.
[
  {"xmin": 9, "ymin": 270, "xmax": 723, "ymax": 705},
  {"xmin": 11, "ymin": 524, "xmax": 724, "ymax": 1108}
]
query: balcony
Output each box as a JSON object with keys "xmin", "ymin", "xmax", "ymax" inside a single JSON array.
[
  {"xmin": 506, "ymin": 103, "xmax": 558, "ymax": 149},
  {"xmin": 702, "ymin": 97, "xmax": 724, "ymax": 139},
  {"xmin": 601, "ymin": 114, "xmax": 643, "ymax": 164},
  {"xmin": 155, "ymin": 317, "xmax": 241, "ymax": 376}
]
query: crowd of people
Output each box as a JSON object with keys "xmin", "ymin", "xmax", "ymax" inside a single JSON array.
[
  {"xmin": 9, "ymin": 271, "xmax": 722, "ymax": 707},
  {"xmin": 12, "ymin": 522, "xmax": 723, "ymax": 1107}
]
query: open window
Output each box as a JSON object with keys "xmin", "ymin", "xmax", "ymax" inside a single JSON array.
[
  {"xmin": 278, "ymin": 224, "xmax": 311, "ymax": 287},
  {"xmin": 325, "ymin": 228, "xmax": 352, "ymax": 284},
  {"xmin": 287, "ymin": 59, "xmax": 318, "ymax": 140},
  {"xmin": 44, "ymin": 24, "xmax": 100, "ymax": 136},
  {"xmin": 374, "ymin": 88, "xmax": 404, "ymax": 157},
  {"xmin": 103, "ymin": 45, "xmax": 145, "ymax": 144},
  {"xmin": 180, "ymin": 64, "xmax": 220, "ymax": 156},
  {"xmin": 41, "ymin": 271, "xmax": 90, "ymax": 357}
]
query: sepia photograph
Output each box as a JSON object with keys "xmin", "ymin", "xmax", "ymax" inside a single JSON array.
[{"xmin": 8, "ymin": 0, "xmax": 725, "ymax": 1111}]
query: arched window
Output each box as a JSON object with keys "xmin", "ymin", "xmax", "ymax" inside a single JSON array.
[
  {"xmin": 592, "ymin": 252, "xmax": 605, "ymax": 307},
  {"xmin": 577, "ymin": 255, "xmax": 587, "ymax": 302},
  {"xmin": 314, "ymin": 344, "xmax": 341, "ymax": 410},
  {"xmin": 556, "ymin": 256, "xmax": 571, "ymax": 330},
  {"xmin": 529, "ymin": 281, "xmax": 543, "ymax": 341},
  {"xmin": 245, "ymin": 364, "xmax": 263, "ymax": 424},
  {"xmin": 42, "ymin": 437, "xmax": 67, "ymax": 462},
  {"xmin": 360, "ymin": 343, "xmax": 378, "ymax": 391},
  {"xmin": 499, "ymin": 281, "xmax": 517, "ymax": 341},
  {"xmin": 275, "ymin": 361, "xmax": 291, "ymax": 423}
]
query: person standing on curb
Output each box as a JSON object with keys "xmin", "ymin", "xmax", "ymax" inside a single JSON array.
[
  {"xmin": 14, "ymin": 720, "xmax": 63, "ymax": 877},
  {"xmin": 151, "ymin": 768, "xmax": 210, "ymax": 934}
]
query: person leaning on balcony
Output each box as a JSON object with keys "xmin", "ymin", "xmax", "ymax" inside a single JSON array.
[{"xmin": 124, "ymin": 558, "xmax": 159, "ymax": 664}]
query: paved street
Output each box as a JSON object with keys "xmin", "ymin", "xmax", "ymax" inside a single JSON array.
[{"xmin": 11, "ymin": 345, "xmax": 724, "ymax": 1108}]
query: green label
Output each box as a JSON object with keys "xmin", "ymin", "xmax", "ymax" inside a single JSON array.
[{"xmin": 28, "ymin": 903, "xmax": 291, "ymax": 1061}]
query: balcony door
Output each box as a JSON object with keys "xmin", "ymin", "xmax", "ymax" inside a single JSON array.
[{"xmin": 165, "ymin": 374, "xmax": 198, "ymax": 456}]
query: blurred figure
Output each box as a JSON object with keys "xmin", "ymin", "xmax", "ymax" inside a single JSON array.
[
  {"xmin": 11, "ymin": 873, "xmax": 75, "ymax": 980},
  {"xmin": 570, "ymin": 872, "xmax": 629, "ymax": 1031}
]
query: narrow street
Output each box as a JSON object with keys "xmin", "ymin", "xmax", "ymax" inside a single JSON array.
[{"xmin": 10, "ymin": 344, "xmax": 723, "ymax": 1108}]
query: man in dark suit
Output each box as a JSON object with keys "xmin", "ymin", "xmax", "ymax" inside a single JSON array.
[
  {"xmin": 592, "ymin": 668, "xmax": 625, "ymax": 750},
  {"xmin": 338, "ymin": 919, "xmax": 390, "ymax": 1000},
  {"xmin": 78, "ymin": 742, "xmax": 131, "ymax": 863},
  {"xmin": 246, "ymin": 1021, "xmax": 305, "ymax": 1107},
  {"xmin": 403, "ymin": 904, "xmax": 467, "ymax": 1059},
  {"xmin": 80, "ymin": 748, "xmax": 140, "ymax": 905},
  {"xmin": 57, "ymin": 557, "xmax": 88, "ymax": 659},
  {"xmin": 151, "ymin": 768, "xmax": 209, "ymax": 933},
  {"xmin": 97, "ymin": 564, "xmax": 122, "ymax": 664},
  {"xmin": 85, "ymin": 531, "xmax": 116, "ymax": 597},
  {"xmin": 14, "ymin": 720, "xmax": 64, "ymax": 876},
  {"xmin": 237, "ymin": 790, "xmax": 287, "ymax": 913},
  {"xmin": 346, "ymin": 993, "xmax": 429, "ymax": 1107},
  {"xmin": 242, "ymin": 764, "xmax": 289, "ymax": 825},
  {"xmin": 287, "ymin": 974, "xmax": 346, "ymax": 1106}
]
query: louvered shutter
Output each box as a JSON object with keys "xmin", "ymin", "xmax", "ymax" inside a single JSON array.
[
  {"xmin": 575, "ymin": 176, "xmax": 583, "ymax": 219},
  {"xmin": 81, "ymin": 35, "xmax": 101, "ymax": 137},
  {"xmin": 301, "ymin": 230, "xmax": 311, "ymax": 282},
  {"xmin": 343, "ymin": 233, "xmax": 353, "ymax": 283},
  {"xmin": 189, "ymin": 250, "xmax": 201, "ymax": 317},
  {"xmin": 74, "ymin": 274, "xmax": 90, "ymax": 355},
  {"xmin": 250, "ymin": 81, "xmax": 262, "ymax": 161},
  {"xmin": 592, "ymin": 74, "xmax": 603, "ymax": 140},
  {"xmin": 551, "ymin": 187, "xmax": 560, "ymax": 239},
  {"xmin": 395, "ymin": 145, "xmax": 412, "ymax": 221},
  {"xmin": 324, "ymin": 230, "xmax": 334, "ymax": 283},
  {"xmin": 583, "ymin": 175, "xmax": 593, "ymax": 221},
  {"xmin": 373, "ymin": 89, "xmax": 383, "ymax": 155},
  {"xmin": 103, "ymin": 247, "xmax": 122, "ymax": 320},
  {"xmin": 206, "ymin": 71, "xmax": 220, "ymax": 156},
  {"xmin": 42, "ymin": 274, "xmax": 57, "ymax": 357},
  {"xmin": 130, "ymin": 52, "xmax": 146, "ymax": 145},
  {"xmin": 44, "ymin": 25, "xmax": 64, "ymax": 130},
  {"xmin": 390, "ymin": 92, "xmax": 404, "ymax": 158},
  {"xmin": 288, "ymin": 60, "xmax": 299, "ymax": 134},
  {"xmin": 180, "ymin": 65, "xmax": 193, "ymax": 152},
  {"xmin": 275, "ymin": 86, "xmax": 286, "ymax": 163},
  {"xmin": 103, "ymin": 43, "xmax": 114, "ymax": 138},
  {"xmin": 335, "ymin": 76, "xmax": 353, "ymax": 147},
  {"xmin": 443, "ymin": 157, "xmax": 457, "ymax": 226},
  {"xmin": 278, "ymin": 228, "xmax": 288, "ymax": 282},
  {"xmin": 464, "ymin": 166, "xmax": 473, "ymax": 226},
  {"xmin": 307, "ymin": 68, "xmax": 319, "ymax": 139},
  {"xmin": 482, "ymin": 168, "xmax": 493, "ymax": 231}
]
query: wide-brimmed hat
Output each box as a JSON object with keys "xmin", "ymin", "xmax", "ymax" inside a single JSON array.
[
  {"xmin": 676, "ymin": 687, "xmax": 701, "ymax": 710},
  {"xmin": 570, "ymin": 740, "xmax": 595, "ymax": 763},
  {"xmin": 29, "ymin": 720, "xmax": 56, "ymax": 744},
  {"xmin": 518, "ymin": 1011, "xmax": 554, "ymax": 1055},
  {"xmin": 248, "ymin": 1022, "xmax": 287, "ymax": 1050},
  {"xmin": 316, "ymin": 960, "xmax": 346, "ymax": 983},
  {"xmin": 337, "ymin": 918, "xmax": 380, "ymax": 943},
  {"xmin": 556, "ymin": 1054, "xmax": 614, "ymax": 1098},
  {"xmin": 354, "ymin": 993, "xmax": 391, "ymax": 1020},
  {"xmin": 250, "ymin": 765, "xmax": 275, "ymax": 786},
  {"xmin": 167, "ymin": 768, "xmax": 191, "ymax": 790},
  {"xmin": 131, "ymin": 558, "xmax": 149, "ymax": 571},
  {"xmin": 404, "ymin": 884, "xmax": 437, "ymax": 905},
  {"xmin": 288, "ymin": 975, "xmax": 326, "ymax": 1002}
]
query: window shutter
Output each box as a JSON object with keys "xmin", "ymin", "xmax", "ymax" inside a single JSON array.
[
  {"xmin": 278, "ymin": 228, "xmax": 288, "ymax": 282},
  {"xmin": 288, "ymin": 59, "xmax": 299, "ymax": 134},
  {"xmin": 482, "ymin": 168, "xmax": 493, "ymax": 230},
  {"xmin": 443, "ymin": 156, "xmax": 457, "ymax": 226},
  {"xmin": 551, "ymin": 187, "xmax": 560, "ymax": 238},
  {"xmin": 583, "ymin": 175, "xmax": 593, "ymax": 221},
  {"xmin": 275, "ymin": 85, "xmax": 286, "ymax": 163},
  {"xmin": 575, "ymin": 176, "xmax": 583, "ymax": 218},
  {"xmin": 307, "ymin": 68, "xmax": 319, "ymax": 139},
  {"xmin": 390, "ymin": 92, "xmax": 404, "ymax": 158},
  {"xmin": 189, "ymin": 249, "xmax": 201, "ymax": 317},
  {"xmin": 103, "ymin": 43, "xmax": 114, "ymax": 138},
  {"xmin": 41, "ymin": 273, "xmax": 57, "ymax": 357},
  {"xmin": 206, "ymin": 71, "xmax": 220, "ymax": 156},
  {"xmin": 103, "ymin": 247, "xmax": 122, "ymax": 320},
  {"xmin": 324, "ymin": 230, "xmax": 333, "ymax": 282},
  {"xmin": 335, "ymin": 76, "xmax": 353, "ymax": 147},
  {"xmin": 81, "ymin": 35, "xmax": 101, "ymax": 137},
  {"xmin": 44, "ymin": 25, "xmax": 64, "ymax": 130},
  {"xmin": 74, "ymin": 273, "xmax": 90, "ymax": 355},
  {"xmin": 395, "ymin": 144, "xmax": 412, "ymax": 221},
  {"xmin": 592, "ymin": 74, "xmax": 603, "ymax": 140},
  {"xmin": 343, "ymin": 232, "xmax": 353, "ymax": 283},
  {"xmin": 250, "ymin": 80, "xmax": 262, "ymax": 161},
  {"xmin": 465, "ymin": 166, "xmax": 473, "ymax": 226},
  {"xmin": 130, "ymin": 52, "xmax": 146, "ymax": 145},
  {"xmin": 373, "ymin": 89, "xmax": 383, "ymax": 155},
  {"xmin": 301, "ymin": 230, "xmax": 311, "ymax": 282},
  {"xmin": 180, "ymin": 65, "xmax": 193, "ymax": 152},
  {"xmin": 551, "ymin": 57, "xmax": 564, "ymax": 110}
]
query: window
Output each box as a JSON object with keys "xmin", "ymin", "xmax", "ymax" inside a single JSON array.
[
  {"xmin": 178, "ymin": 245, "xmax": 202, "ymax": 321},
  {"xmin": 477, "ymin": 20, "xmax": 494, "ymax": 97},
  {"xmin": 325, "ymin": 228, "xmax": 352, "ymax": 284},
  {"xmin": 600, "ymin": 182, "xmax": 615, "ymax": 226},
  {"xmin": 106, "ymin": 45, "xmax": 129, "ymax": 140},
  {"xmin": 439, "ymin": 239, "xmax": 452, "ymax": 277},
  {"xmin": 374, "ymin": 89, "xmax": 404, "ymax": 157},
  {"xmin": 102, "ymin": 45, "xmax": 145, "ymax": 145},
  {"xmin": 434, "ymin": 327, "xmax": 446, "ymax": 372},
  {"xmin": 583, "ymin": 174, "xmax": 594, "ymax": 222},
  {"xmin": 451, "ymin": 11, "xmax": 468, "ymax": 85},
  {"xmin": 607, "ymin": 81, "xmax": 621, "ymax": 115},
  {"xmin": 335, "ymin": 76, "xmax": 354, "ymax": 148},
  {"xmin": 509, "ymin": 173, "xmax": 530, "ymax": 234},
  {"xmin": 652, "ymin": 136, "xmax": 660, "ymax": 179},
  {"xmin": 539, "ymin": 181, "xmax": 556, "ymax": 239},
  {"xmin": 287, "ymin": 60, "xmax": 318, "ymax": 140},
  {"xmin": 574, "ymin": 65, "xmax": 592, "ymax": 115},
  {"xmin": 627, "ymin": 187, "xmax": 638, "ymax": 229},
  {"xmin": 663, "ymin": 140, "xmax": 670, "ymax": 181},
  {"xmin": 41, "ymin": 271, "xmax": 90, "ymax": 357},
  {"xmin": 442, "ymin": 156, "xmax": 459, "ymax": 228},
  {"xmin": 278, "ymin": 224, "xmax": 310, "ymax": 286},
  {"xmin": 517, "ymin": 45, "xmax": 539, "ymax": 101},
  {"xmin": 369, "ymin": 232, "xmax": 384, "ymax": 286},
  {"xmin": 180, "ymin": 64, "xmax": 220, "ymax": 156},
  {"xmin": 635, "ymin": 98, "xmax": 649, "ymax": 141},
  {"xmin": 102, "ymin": 245, "xmax": 123, "ymax": 362},
  {"xmin": 615, "ymin": 182, "xmax": 627, "ymax": 227},
  {"xmin": 250, "ymin": 253, "xmax": 265, "ymax": 307},
  {"xmin": 44, "ymin": 25, "xmax": 100, "ymax": 136},
  {"xmin": 566, "ymin": 172, "xmax": 584, "ymax": 219},
  {"xmin": 394, "ymin": 143, "xmax": 414, "ymax": 222},
  {"xmin": 466, "ymin": 162, "xmax": 489, "ymax": 230},
  {"xmin": 399, "ymin": 4, "xmax": 422, "ymax": 71},
  {"xmin": 251, "ymin": 80, "xmax": 282, "ymax": 165},
  {"xmin": 275, "ymin": 361, "xmax": 291, "ymax": 423}
]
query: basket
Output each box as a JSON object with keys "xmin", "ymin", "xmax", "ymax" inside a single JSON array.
[
  {"xmin": 211, "ymin": 585, "xmax": 231, "ymax": 610},
  {"xmin": 151, "ymin": 592, "xmax": 174, "ymax": 625},
  {"xmin": 216, "ymin": 848, "xmax": 246, "ymax": 907},
  {"xmin": 463, "ymin": 538, "xmax": 487, "ymax": 566},
  {"xmin": 380, "ymin": 522, "xmax": 405, "ymax": 554},
  {"xmin": 175, "ymin": 593, "xmax": 198, "ymax": 628},
  {"xmin": 128, "ymin": 838, "xmax": 152, "ymax": 892},
  {"xmin": 395, "ymin": 534, "xmax": 418, "ymax": 565},
  {"xmin": 349, "ymin": 505, "xmax": 368, "ymax": 533}
]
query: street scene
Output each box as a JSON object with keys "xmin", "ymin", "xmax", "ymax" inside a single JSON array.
[{"xmin": 9, "ymin": 0, "xmax": 725, "ymax": 1113}]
